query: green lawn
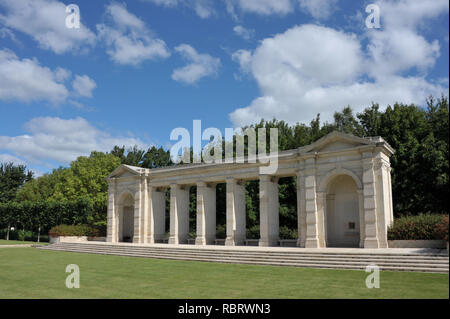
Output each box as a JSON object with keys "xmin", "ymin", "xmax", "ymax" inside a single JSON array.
[
  {"xmin": 0, "ymin": 247, "xmax": 448, "ymax": 299},
  {"xmin": 0, "ymin": 239, "xmax": 47, "ymax": 245}
]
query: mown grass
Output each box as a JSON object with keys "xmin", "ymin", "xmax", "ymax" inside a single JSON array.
[{"xmin": 0, "ymin": 248, "xmax": 447, "ymax": 299}]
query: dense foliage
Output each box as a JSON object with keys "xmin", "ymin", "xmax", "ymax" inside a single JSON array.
[
  {"xmin": 0, "ymin": 163, "xmax": 33, "ymax": 203},
  {"xmin": 387, "ymin": 214, "xmax": 448, "ymax": 241},
  {"xmin": 0, "ymin": 198, "xmax": 103, "ymax": 234}
]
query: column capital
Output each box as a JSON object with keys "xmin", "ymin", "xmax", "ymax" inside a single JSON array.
[
  {"xmin": 197, "ymin": 181, "xmax": 207, "ymax": 188},
  {"xmin": 259, "ymin": 175, "xmax": 279, "ymax": 183},
  {"xmin": 225, "ymin": 177, "xmax": 235, "ymax": 183},
  {"xmin": 295, "ymin": 169, "xmax": 304, "ymax": 177}
]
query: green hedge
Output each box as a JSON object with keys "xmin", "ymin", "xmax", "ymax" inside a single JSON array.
[
  {"xmin": 49, "ymin": 224, "xmax": 104, "ymax": 237},
  {"xmin": 388, "ymin": 214, "xmax": 449, "ymax": 240},
  {"xmin": 0, "ymin": 198, "xmax": 106, "ymax": 236}
]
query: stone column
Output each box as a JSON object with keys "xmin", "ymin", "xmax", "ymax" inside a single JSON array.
[
  {"xmin": 296, "ymin": 170, "xmax": 306, "ymax": 247},
  {"xmin": 304, "ymin": 157, "xmax": 322, "ymax": 248},
  {"xmin": 107, "ymin": 179, "xmax": 117, "ymax": 243},
  {"xmin": 362, "ymin": 152, "xmax": 379, "ymax": 248},
  {"xmin": 133, "ymin": 178, "xmax": 143, "ymax": 243},
  {"xmin": 374, "ymin": 154, "xmax": 391, "ymax": 248},
  {"xmin": 315, "ymin": 191, "xmax": 327, "ymax": 248},
  {"xmin": 169, "ymin": 184, "xmax": 190, "ymax": 245},
  {"xmin": 357, "ymin": 189, "xmax": 365, "ymax": 248},
  {"xmin": 141, "ymin": 177, "xmax": 149, "ymax": 243},
  {"xmin": 195, "ymin": 182, "xmax": 216, "ymax": 245},
  {"xmin": 225, "ymin": 178, "xmax": 246, "ymax": 246},
  {"xmin": 148, "ymin": 186, "xmax": 166, "ymax": 243},
  {"xmin": 259, "ymin": 175, "xmax": 279, "ymax": 247}
]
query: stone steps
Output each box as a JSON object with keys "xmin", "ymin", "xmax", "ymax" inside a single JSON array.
[
  {"xmin": 40, "ymin": 243, "xmax": 449, "ymax": 264},
  {"xmin": 37, "ymin": 243, "xmax": 449, "ymax": 273}
]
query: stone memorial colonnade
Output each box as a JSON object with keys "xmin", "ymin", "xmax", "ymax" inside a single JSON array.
[{"xmin": 106, "ymin": 131, "xmax": 395, "ymax": 248}]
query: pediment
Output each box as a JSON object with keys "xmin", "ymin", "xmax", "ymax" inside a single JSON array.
[
  {"xmin": 300, "ymin": 131, "xmax": 375, "ymax": 154},
  {"xmin": 107, "ymin": 164, "xmax": 145, "ymax": 179}
]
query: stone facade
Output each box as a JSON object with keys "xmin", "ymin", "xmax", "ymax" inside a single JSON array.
[{"xmin": 106, "ymin": 131, "xmax": 395, "ymax": 248}]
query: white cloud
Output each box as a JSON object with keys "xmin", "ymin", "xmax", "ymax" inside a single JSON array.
[
  {"xmin": 0, "ymin": 49, "xmax": 69, "ymax": 104},
  {"xmin": 375, "ymin": 0, "xmax": 449, "ymax": 30},
  {"xmin": 232, "ymin": 49, "xmax": 252, "ymax": 73},
  {"xmin": 367, "ymin": 29, "xmax": 440, "ymax": 78},
  {"xmin": 0, "ymin": 49, "xmax": 96, "ymax": 104},
  {"xmin": 72, "ymin": 75, "xmax": 97, "ymax": 98},
  {"xmin": 0, "ymin": 0, "xmax": 96, "ymax": 54},
  {"xmin": 97, "ymin": 3, "xmax": 170, "ymax": 66},
  {"xmin": 54, "ymin": 67, "xmax": 72, "ymax": 82},
  {"xmin": 0, "ymin": 117, "xmax": 147, "ymax": 165},
  {"xmin": 172, "ymin": 44, "xmax": 221, "ymax": 84},
  {"xmin": 230, "ymin": 18, "xmax": 448, "ymax": 127},
  {"xmin": 298, "ymin": 0, "xmax": 338, "ymax": 20},
  {"xmin": 233, "ymin": 25, "xmax": 254, "ymax": 40},
  {"xmin": 143, "ymin": 0, "xmax": 215, "ymax": 19},
  {"xmin": 225, "ymin": 0, "xmax": 294, "ymax": 16},
  {"xmin": 365, "ymin": 0, "xmax": 448, "ymax": 79}
]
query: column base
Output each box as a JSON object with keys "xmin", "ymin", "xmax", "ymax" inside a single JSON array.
[
  {"xmin": 132, "ymin": 236, "xmax": 141, "ymax": 243},
  {"xmin": 195, "ymin": 237, "xmax": 206, "ymax": 245},
  {"xmin": 305, "ymin": 238, "xmax": 319, "ymax": 248},
  {"xmin": 259, "ymin": 237, "xmax": 279, "ymax": 247},
  {"xmin": 296, "ymin": 239, "xmax": 305, "ymax": 248},
  {"xmin": 364, "ymin": 238, "xmax": 380, "ymax": 248},
  {"xmin": 168, "ymin": 236, "xmax": 178, "ymax": 245},
  {"xmin": 225, "ymin": 237, "xmax": 245, "ymax": 246}
]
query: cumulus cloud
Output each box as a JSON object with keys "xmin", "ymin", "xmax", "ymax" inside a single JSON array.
[
  {"xmin": 0, "ymin": 0, "xmax": 96, "ymax": 54},
  {"xmin": 225, "ymin": 0, "xmax": 294, "ymax": 17},
  {"xmin": 97, "ymin": 2, "xmax": 170, "ymax": 66},
  {"xmin": 298, "ymin": 0, "xmax": 338, "ymax": 20},
  {"xmin": 365, "ymin": 0, "xmax": 448, "ymax": 79},
  {"xmin": 142, "ymin": 0, "xmax": 215, "ymax": 19},
  {"xmin": 0, "ymin": 49, "xmax": 96, "ymax": 104},
  {"xmin": 231, "ymin": 49, "xmax": 252, "ymax": 73},
  {"xmin": 172, "ymin": 44, "xmax": 221, "ymax": 85},
  {"xmin": 0, "ymin": 117, "xmax": 147, "ymax": 165},
  {"xmin": 72, "ymin": 75, "xmax": 97, "ymax": 98},
  {"xmin": 230, "ymin": 2, "xmax": 449, "ymax": 128},
  {"xmin": 0, "ymin": 49, "xmax": 69, "ymax": 104},
  {"xmin": 233, "ymin": 25, "xmax": 254, "ymax": 40}
]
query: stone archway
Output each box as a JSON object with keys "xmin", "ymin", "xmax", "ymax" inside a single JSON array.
[
  {"xmin": 118, "ymin": 192, "xmax": 134, "ymax": 242},
  {"xmin": 324, "ymin": 175, "xmax": 360, "ymax": 247}
]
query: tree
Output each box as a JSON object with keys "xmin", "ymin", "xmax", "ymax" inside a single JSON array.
[
  {"xmin": 0, "ymin": 162, "xmax": 33, "ymax": 203},
  {"xmin": 17, "ymin": 152, "xmax": 120, "ymax": 206},
  {"xmin": 142, "ymin": 146, "xmax": 172, "ymax": 169},
  {"xmin": 110, "ymin": 145, "xmax": 146, "ymax": 166}
]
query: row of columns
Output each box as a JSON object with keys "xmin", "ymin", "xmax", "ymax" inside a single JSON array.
[{"xmin": 116, "ymin": 175, "xmax": 283, "ymax": 247}]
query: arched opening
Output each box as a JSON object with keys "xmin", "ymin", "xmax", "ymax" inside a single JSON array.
[
  {"xmin": 118, "ymin": 192, "xmax": 134, "ymax": 243},
  {"xmin": 325, "ymin": 175, "xmax": 360, "ymax": 247}
]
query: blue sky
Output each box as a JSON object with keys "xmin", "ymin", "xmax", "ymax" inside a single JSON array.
[{"xmin": 0, "ymin": 0, "xmax": 448, "ymax": 175}]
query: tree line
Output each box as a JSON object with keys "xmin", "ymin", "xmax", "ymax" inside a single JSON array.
[{"xmin": 0, "ymin": 95, "xmax": 448, "ymax": 239}]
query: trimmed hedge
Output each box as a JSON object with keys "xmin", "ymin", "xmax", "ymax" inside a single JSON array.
[
  {"xmin": 49, "ymin": 224, "xmax": 104, "ymax": 237},
  {"xmin": 388, "ymin": 214, "xmax": 449, "ymax": 240},
  {"xmin": 0, "ymin": 198, "xmax": 106, "ymax": 236}
]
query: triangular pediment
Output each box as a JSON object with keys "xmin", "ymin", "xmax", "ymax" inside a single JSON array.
[
  {"xmin": 107, "ymin": 164, "xmax": 145, "ymax": 179},
  {"xmin": 300, "ymin": 131, "xmax": 375, "ymax": 154}
]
